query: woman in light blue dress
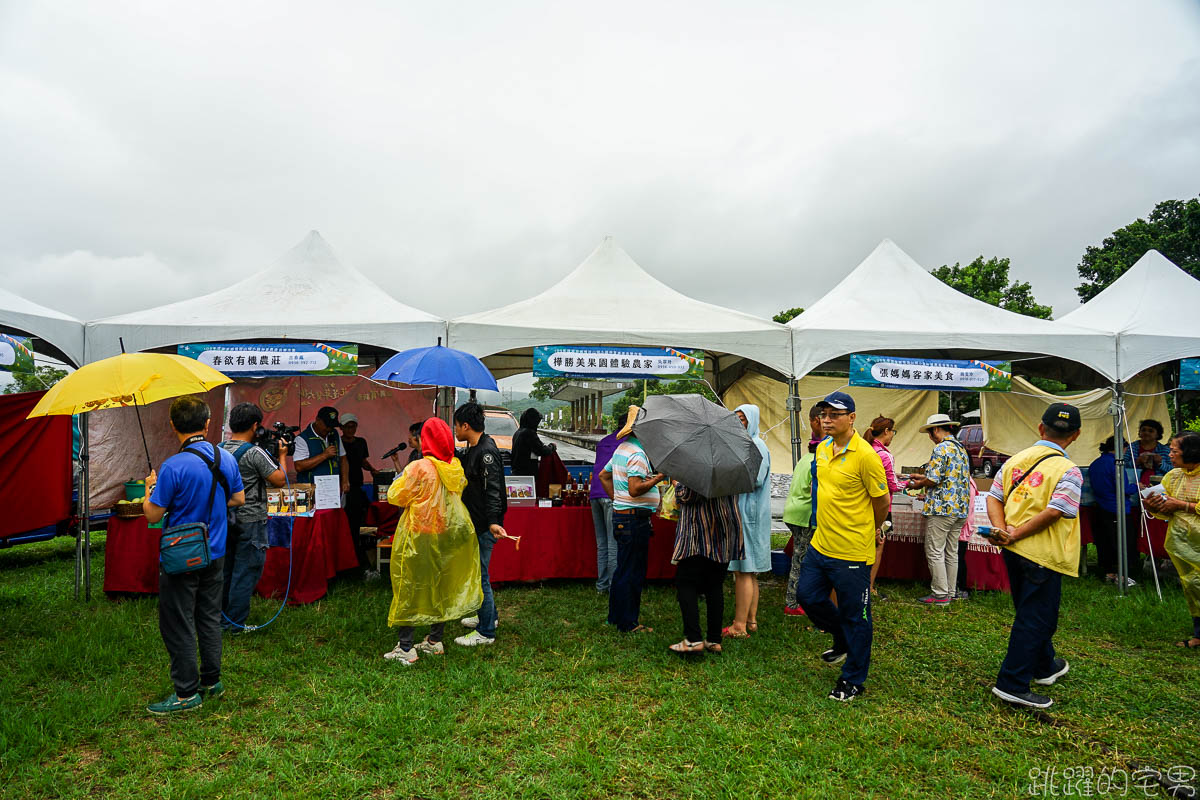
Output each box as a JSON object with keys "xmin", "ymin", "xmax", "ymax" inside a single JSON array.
[{"xmin": 725, "ymin": 403, "xmax": 771, "ymax": 637}]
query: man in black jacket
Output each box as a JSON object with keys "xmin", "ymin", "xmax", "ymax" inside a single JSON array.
[{"xmin": 452, "ymin": 402, "xmax": 508, "ymax": 647}]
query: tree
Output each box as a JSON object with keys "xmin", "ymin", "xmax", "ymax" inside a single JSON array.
[
  {"xmin": 773, "ymin": 307, "xmax": 803, "ymax": 324},
  {"xmin": 610, "ymin": 379, "xmax": 718, "ymax": 428},
  {"xmin": 931, "ymin": 256, "xmax": 1052, "ymax": 319},
  {"xmin": 3, "ymin": 366, "xmax": 68, "ymax": 394},
  {"xmin": 1076, "ymin": 196, "xmax": 1200, "ymax": 301},
  {"xmin": 528, "ymin": 377, "xmax": 570, "ymax": 402}
]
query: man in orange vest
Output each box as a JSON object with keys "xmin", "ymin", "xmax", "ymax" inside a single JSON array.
[{"xmin": 984, "ymin": 403, "xmax": 1083, "ymax": 709}]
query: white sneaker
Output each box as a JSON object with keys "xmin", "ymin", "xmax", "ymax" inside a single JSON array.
[
  {"xmin": 454, "ymin": 630, "xmax": 496, "ymax": 647},
  {"xmin": 414, "ymin": 638, "xmax": 444, "ymax": 655},
  {"xmin": 383, "ymin": 644, "xmax": 419, "ymax": 665},
  {"xmin": 364, "ymin": 570, "xmax": 381, "ymax": 581},
  {"xmin": 460, "ymin": 616, "xmax": 479, "ymax": 629}
]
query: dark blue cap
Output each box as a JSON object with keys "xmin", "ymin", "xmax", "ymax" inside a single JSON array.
[{"xmin": 817, "ymin": 391, "xmax": 856, "ymax": 412}]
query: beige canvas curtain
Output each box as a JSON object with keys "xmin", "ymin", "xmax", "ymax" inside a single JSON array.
[
  {"xmin": 722, "ymin": 372, "xmax": 938, "ymax": 474},
  {"xmin": 980, "ymin": 372, "xmax": 1170, "ymax": 462}
]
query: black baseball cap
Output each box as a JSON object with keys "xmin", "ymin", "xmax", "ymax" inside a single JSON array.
[
  {"xmin": 316, "ymin": 406, "xmax": 342, "ymax": 428},
  {"xmin": 1041, "ymin": 403, "xmax": 1081, "ymax": 433},
  {"xmin": 816, "ymin": 391, "xmax": 856, "ymax": 413}
]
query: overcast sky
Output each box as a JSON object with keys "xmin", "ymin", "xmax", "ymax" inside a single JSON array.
[{"xmin": 3, "ymin": 1, "xmax": 1199, "ymax": 334}]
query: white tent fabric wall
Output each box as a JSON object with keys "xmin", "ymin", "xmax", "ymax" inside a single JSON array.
[
  {"xmin": 787, "ymin": 239, "xmax": 1118, "ymax": 381},
  {"xmin": 84, "ymin": 231, "xmax": 446, "ymax": 361},
  {"xmin": 1057, "ymin": 249, "xmax": 1200, "ymax": 382},
  {"xmin": 0, "ymin": 287, "xmax": 86, "ymax": 367},
  {"xmin": 447, "ymin": 236, "xmax": 793, "ymax": 381}
]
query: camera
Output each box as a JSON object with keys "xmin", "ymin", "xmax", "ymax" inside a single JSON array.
[{"xmin": 254, "ymin": 421, "xmax": 300, "ymax": 456}]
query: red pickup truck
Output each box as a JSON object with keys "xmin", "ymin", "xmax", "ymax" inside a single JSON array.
[{"xmin": 959, "ymin": 424, "xmax": 1008, "ymax": 478}]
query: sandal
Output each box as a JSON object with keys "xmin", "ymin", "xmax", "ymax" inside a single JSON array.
[
  {"xmin": 629, "ymin": 624, "xmax": 654, "ymax": 634},
  {"xmin": 721, "ymin": 625, "xmax": 750, "ymax": 639},
  {"xmin": 1174, "ymin": 638, "xmax": 1200, "ymax": 649},
  {"xmin": 704, "ymin": 641, "xmax": 723, "ymax": 654},
  {"xmin": 747, "ymin": 621, "xmax": 759, "ymax": 633},
  {"xmin": 668, "ymin": 640, "xmax": 705, "ymax": 654}
]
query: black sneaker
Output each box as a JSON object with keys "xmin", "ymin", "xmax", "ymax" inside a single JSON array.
[
  {"xmin": 820, "ymin": 648, "xmax": 848, "ymax": 665},
  {"xmin": 1033, "ymin": 658, "xmax": 1069, "ymax": 686},
  {"xmin": 991, "ymin": 686, "xmax": 1053, "ymax": 708},
  {"xmin": 828, "ymin": 680, "xmax": 864, "ymax": 702}
]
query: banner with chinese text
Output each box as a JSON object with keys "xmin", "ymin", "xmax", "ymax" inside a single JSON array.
[
  {"xmin": 850, "ymin": 354, "xmax": 1011, "ymax": 392},
  {"xmin": 177, "ymin": 342, "xmax": 358, "ymax": 377},
  {"xmin": 533, "ymin": 345, "xmax": 704, "ymax": 380}
]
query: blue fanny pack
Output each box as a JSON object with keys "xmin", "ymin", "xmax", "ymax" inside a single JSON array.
[{"xmin": 159, "ymin": 445, "xmax": 230, "ymax": 575}]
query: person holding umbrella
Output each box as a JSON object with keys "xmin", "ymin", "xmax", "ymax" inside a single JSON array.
[
  {"xmin": 669, "ymin": 483, "xmax": 743, "ymax": 654},
  {"xmin": 143, "ymin": 395, "xmax": 246, "ymax": 714}
]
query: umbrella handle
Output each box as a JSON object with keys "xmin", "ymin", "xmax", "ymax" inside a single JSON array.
[{"xmin": 133, "ymin": 401, "xmax": 153, "ymax": 474}]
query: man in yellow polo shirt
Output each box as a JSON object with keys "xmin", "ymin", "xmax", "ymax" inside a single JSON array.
[{"xmin": 796, "ymin": 391, "xmax": 890, "ymax": 702}]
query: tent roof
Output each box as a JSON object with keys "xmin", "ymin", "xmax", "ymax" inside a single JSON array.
[
  {"xmin": 786, "ymin": 239, "xmax": 1117, "ymax": 380},
  {"xmin": 85, "ymin": 231, "xmax": 444, "ymax": 361},
  {"xmin": 0, "ymin": 287, "xmax": 85, "ymax": 367},
  {"xmin": 1057, "ymin": 250, "xmax": 1200, "ymax": 382},
  {"xmin": 447, "ymin": 236, "xmax": 792, "ymax": 378}
]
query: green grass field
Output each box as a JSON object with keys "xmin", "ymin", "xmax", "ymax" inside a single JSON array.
[{"xmin": 1, "ymin": 535, "xmax": 1197, "ymax": 799}]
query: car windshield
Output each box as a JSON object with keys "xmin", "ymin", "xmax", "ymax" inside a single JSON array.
[{"xmin": 486, "ymin": 415, "xmax": 518, "ymax": 436}]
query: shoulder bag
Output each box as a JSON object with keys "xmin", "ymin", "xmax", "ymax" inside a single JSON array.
[{"xmin": 159, "ymin": 444, "xmax": 231, "ymax": 575}]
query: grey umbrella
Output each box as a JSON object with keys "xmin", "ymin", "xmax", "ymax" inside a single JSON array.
[{"xmin": 632, "ymin": 394, "xmax": 762, "ymax": 498}]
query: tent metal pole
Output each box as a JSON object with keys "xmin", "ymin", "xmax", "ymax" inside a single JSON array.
[
  {"xmin": 82, "ymin": 412, "xmax": 92, "ymax": 600},
  {"xmin": 1112, "ymin": 382, "xmax": 1128, "ymax": 597},
  {"xmin": 788, "ymin": 378, "xmax": 799, "ymax": 468}
]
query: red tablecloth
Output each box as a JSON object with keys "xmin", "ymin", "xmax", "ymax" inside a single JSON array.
[
  {"xmin": 104, "ymin": 516, "xmax": 161, "ymax": 594},
  {"xmin": 877, "ymin": 508, "xmax": 1009, "ymax": 591},
  {"xmin": 369, "ymin": 501, "xmax": 677, "ymax": 582},
  {"xmin": 257, "ymin": 509, "xmax": 358, "ymax": 605},
  {"xmin": 1078, "ymin": 508, "xmax": 1168, "ymax": 556}
]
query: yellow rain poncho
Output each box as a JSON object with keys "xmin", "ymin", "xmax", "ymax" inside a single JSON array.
[
  {"xmin": 386, "ymin": 455, "xmax": 482, "ymax": 627},
  {"xmin": 1158, "ymin": 466, "xmax": 1200, "ymax": 618}
]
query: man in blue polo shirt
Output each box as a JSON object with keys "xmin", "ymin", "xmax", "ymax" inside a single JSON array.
[{"xmin": 144, "ymin": 395, "xmax": 245, "ymax": 716}]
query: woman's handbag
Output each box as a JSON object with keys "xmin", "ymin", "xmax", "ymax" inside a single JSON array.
[{"xmin": 159, "ymin": 445, "xmax": 230, "ymax": 575}]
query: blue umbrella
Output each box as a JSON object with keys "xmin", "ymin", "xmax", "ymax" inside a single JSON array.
[{"xmin": 372, "ymin": 340, "xmax": 498, "ymax": 391}]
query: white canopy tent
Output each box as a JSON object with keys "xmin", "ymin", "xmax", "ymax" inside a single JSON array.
[
  {"xmin": 1055, "ymin": 249, "xmax": 1200, "ymax": 596},
  {"xmin": 1057, "ymin": 249, "xmax": 1200, "ymax": 383},
  {"xmin": 787, "ymin": 239, "xmax": 1117, "ymax": 381},
  {"xmin": 0, "ymin": 287, "xmax": 86, "ymax": 367},
  {"xmin": 448, "ymin": 236, "xmax": 792, "ymax": 390},
  {"xmin": 85, "ymin": 231, "xmax": 445, "ymax": 361}
]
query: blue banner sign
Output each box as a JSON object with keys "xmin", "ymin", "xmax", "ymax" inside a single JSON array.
[
  {"xmin": 533, "ymin": 345, "xmax": 704, "ymax": 380},
  {"xmin": 850, "ymin": 354, "xmax": 1011, "ymax": 392},
  {"xmin": 1181, "ymin": 358, "xmax": 1200, "ymax": 391},
  {"xmin": 178, "ymin": 342, "xmax": 359, "ymax": 377}
]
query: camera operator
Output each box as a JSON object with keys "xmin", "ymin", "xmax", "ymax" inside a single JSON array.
[
  {"xmin": 219, "ymin": 403, "xmax": 287, "ymax": 631},
  {"xmin": 292, "ymin": 406, "xmax": 349, "ymax": 495}
]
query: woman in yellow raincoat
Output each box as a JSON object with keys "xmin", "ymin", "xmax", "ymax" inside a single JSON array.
[
  {"xmin": 382, "ymin": 417, "xmax": 482, "ymax": 665},
  {"xmin": 1144, "ymin": 430, "xmax": 1200, "ymax": 649}
]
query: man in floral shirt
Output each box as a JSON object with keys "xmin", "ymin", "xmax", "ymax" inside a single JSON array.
[{"xmin": 905, "ymin": 414, "xmax": 971, "ymax": 605}]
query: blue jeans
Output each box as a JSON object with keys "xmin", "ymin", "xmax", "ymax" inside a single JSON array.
[
  {"xmin": 796, "ymin": 547, "xmax": 873, "ymax": 687},
  {"xmin": 996, "ymin": 550, "xmax": 1062, "ymax": 694},
  {"xmin": 476, "ymin": 530, "xmax": 498, "ymax": 639},
  {"xmin": 608, "ymin": 512, "xmax": 652, "ymax": 631},
  {"xmin": 222, "ymin": 520, "xmax": 267, "ymax": 628},
  {"xmin": 591, "ymin": 498, "xmax": 616, "ymax": 592}
]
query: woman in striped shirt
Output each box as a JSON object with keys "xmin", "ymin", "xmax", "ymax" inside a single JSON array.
[{"xmin": 668, "ymin": 483, "xmax": 744, "ymax": 655}]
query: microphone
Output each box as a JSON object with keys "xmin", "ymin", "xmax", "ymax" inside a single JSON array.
[{"xmin": 381, "ymin": 442, "xmax": 408, "ymax": 459}]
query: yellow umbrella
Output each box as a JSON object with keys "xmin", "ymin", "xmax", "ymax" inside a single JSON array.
[{"xmin": 27, "ymin": 352, "xmax": 233, "ymax": 469}]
